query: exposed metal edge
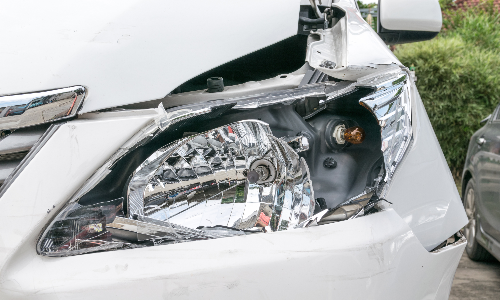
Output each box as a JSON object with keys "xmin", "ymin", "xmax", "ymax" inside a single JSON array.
[
  {"xmin": 431, "ymin": 234, "xmax": 466, "ymax": 254},
  {"xmin": 0, "ymin": 123, "xmax": 62, "ymax": 198},
  {"xmin": 334, "ymin": 187, "xmax": 376, "ymax": 210}
]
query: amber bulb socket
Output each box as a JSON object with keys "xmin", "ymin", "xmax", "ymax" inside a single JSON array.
[{"xmin": 344, "ymin": 126, "xmax": 365, "ymax": 144}]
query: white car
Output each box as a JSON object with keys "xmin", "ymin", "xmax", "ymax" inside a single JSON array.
[{"xmin": 0, "ymin": 0, "xmax": 467, "ymax": 299}]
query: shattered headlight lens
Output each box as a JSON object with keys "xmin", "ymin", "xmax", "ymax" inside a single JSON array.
[
  {"xmin": 38, "ymin": 120, "xmax": 314, "ymax": 255},
  {"xmin": 358, "ymin": 71, "xmax": 412, "ymax": 188},
  {"xmin": 300, "ymin": 69, "xmax": 413, "ymax": 226}
]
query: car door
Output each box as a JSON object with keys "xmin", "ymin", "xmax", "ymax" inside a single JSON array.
[{"xmin": 476, "ymin": 104, "xmax": 500, "ymax": 241}]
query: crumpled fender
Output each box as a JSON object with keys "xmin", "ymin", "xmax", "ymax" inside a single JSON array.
[{"xmin": 306, "ymin": 0, "xmax": 401, "ymax": 80}]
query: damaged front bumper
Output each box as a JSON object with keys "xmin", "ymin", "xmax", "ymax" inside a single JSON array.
[{"xmin": 0, "ymin": 208, "xmax": 464, "ymax": 299}]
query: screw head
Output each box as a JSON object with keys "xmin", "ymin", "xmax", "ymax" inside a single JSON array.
[{"xmin": 323, "ymin": 157, "xmax": 337, "ymax": 169}]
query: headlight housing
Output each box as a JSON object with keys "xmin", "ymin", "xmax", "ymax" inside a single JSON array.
[
  {"xmin": 358, "ymin": 70, "xmax": 412, "ymax": 191},
  {"xmin": 37, "ymin": 66, "xmax": 412, "ymax": 256}
]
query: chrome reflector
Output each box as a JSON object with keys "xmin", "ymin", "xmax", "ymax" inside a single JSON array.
[
  {"xmin": 127, "ymin": 120, "xmax": 314, "ymax": 233},
  {"xmin": 38, "ymin": 120, "xmax": 315, "ymax": 256}
]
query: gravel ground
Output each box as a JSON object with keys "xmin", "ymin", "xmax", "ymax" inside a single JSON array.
[{"xmin": 450, "ymin": 251, "xmax": 500, "ymax": 299}]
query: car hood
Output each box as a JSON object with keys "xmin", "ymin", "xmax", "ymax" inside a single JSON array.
[{"xmin": 0, "ymin": 0, "xmax": 301, "ymax": 113}]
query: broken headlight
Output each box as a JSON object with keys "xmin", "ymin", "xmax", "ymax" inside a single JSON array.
[
  {"xmin": 37, "ymin": 66, "xmax": 412, "ymax": 256},
  {"xmin": 358, "ymin": 69, "xmax": 412, "ymax": 188},
  {"xmin": 38, "ymin": 120, "xmax": 314, "ymax": 255}
]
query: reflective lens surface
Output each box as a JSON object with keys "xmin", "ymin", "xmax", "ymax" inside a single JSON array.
[
  {"xmin": 38, "ymin": 120, "xmax": 314, "ymax": 256},
  {"xmin": 128, "ymin": 120, "xmax": 314, "ymax": 233},
  {"xmin": 359, "ymin": 71, "xmax": 412, "ymax": 187}
]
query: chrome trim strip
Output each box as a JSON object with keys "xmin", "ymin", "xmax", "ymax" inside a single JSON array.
[
  {"xmin": 0, "ymin": 124, "xmax": 62, "ymax": 198},
  {"xmin": 0, "ymin": 126, "xmax": 48, "ymax": 155},
  {"xmin": 0, "ymin": 86, "xmax": 86, "ymax": 131}
]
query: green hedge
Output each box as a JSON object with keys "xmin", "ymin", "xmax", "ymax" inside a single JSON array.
[{"xmin": 394, "ymin": 2, "xmax": 500, "ymax": 177}]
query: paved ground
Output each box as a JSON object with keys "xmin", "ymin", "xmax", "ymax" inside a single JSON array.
[{"xmin": 450, "ymin": 252, "xmax": 500, "ymax": 299}]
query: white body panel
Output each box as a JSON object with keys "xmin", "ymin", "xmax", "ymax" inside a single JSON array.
[
  {"xmin": 0, "ymin": 0, "xmax": 301, "ymax": 113},
  {"xmin": 0, "ymin": 205, "xmax": 464, "ymax": 300},
  {"xmin": 388, "ymin": 83, "xmax": 468, "ymax": 251},
  {"xmin": 0, "ymin": 110, "xmax": 158, "ymax": 267},
  {"xmin": 379, "ymin": 0, "xmax": 443, "ymax": 32}
]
